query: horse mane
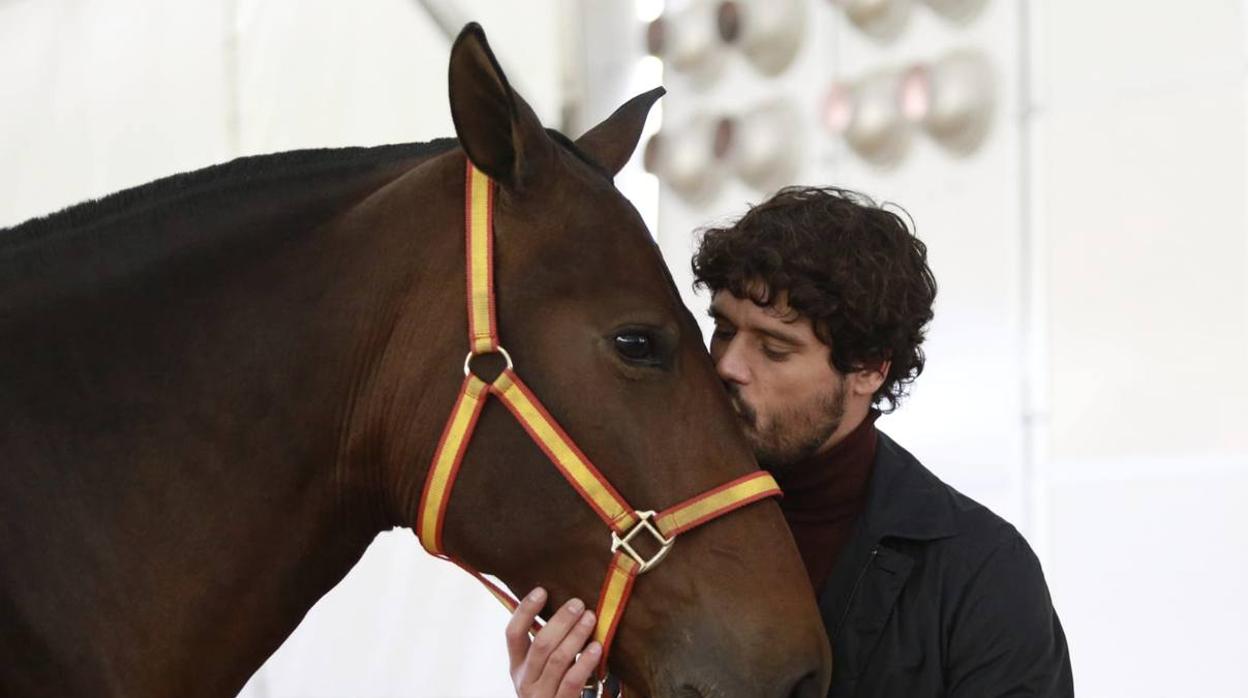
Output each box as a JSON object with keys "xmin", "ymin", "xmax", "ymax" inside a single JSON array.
[
  {"xmin": 0, "ymin": 138, "xmax": 460, "ymax": 249},
  {"xmin": 1, "ymin": 131, "xmax": 617, "ymax": 252}
]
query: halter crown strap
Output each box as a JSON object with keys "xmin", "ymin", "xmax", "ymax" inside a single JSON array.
[
  {"xmin": 465, "ymin": 164, "xmax": 498, "ymax": 354},
  {"xmin": 416, "ymin": 159, "xmax": 782, "ymax": 686}
]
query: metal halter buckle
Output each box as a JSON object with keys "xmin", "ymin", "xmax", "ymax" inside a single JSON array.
[{"xmin": 610, "ymin": 510, "xmax": 675, "ymax": 574}]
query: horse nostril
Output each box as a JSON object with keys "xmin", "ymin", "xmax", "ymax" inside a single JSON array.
[{"xmin": 785, "ymin": 670, "xmax": 823, "ymax": 698}]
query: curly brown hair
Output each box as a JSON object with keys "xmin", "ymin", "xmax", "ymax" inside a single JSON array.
[{"xmin": 692, "ymin": 186, "xmax": 937, "ymax": 413}]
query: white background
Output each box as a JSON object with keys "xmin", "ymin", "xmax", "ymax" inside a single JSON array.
[{"xmin": 2, "ymin": 1, "xmax": 1246, "ymax": 696}]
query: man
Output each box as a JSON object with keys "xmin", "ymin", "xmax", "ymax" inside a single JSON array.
[{"xmin": 504, "ymin": 186, "xmax": 1074, "ymax": 697}]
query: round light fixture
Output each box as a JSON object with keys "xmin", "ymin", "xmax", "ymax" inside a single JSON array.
[
  {"xmin": 830, "ymin": 0, "xmax": 913, "ymax": 41},
  {"xmin": 718, "ymin": 100, "xmax": 802, "ymax": 192},
  {"xmin": 644, "ymin": 0, "xmax": 726, "ymax": 82},
  {"xmin": 900, "ymin": 50, "xmax": 994, "ymax": 154},
  {"xmin": 821, "ymin": 81, "xmax": 857, "ymax": 136},
  {"xmin": 843, "ymin": 69, "xmax": 910, "ymax": 165},
  {"xmin": 643, "ymin": 115, "xmax": 729, "ymax": 203},
  {"xmin": 715, "ymin": 0, "xmax": 806, "ymax": 75},
  {"xmin": 922, "ymin": 0, "xmax": 989, "ymax": 24}
]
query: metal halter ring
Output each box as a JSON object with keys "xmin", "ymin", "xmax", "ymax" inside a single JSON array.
[
  {"xmin": 583, "ymin": 675, "xmax": 622, "ymax": 698},
  {"xmin": 463, "ymin": 346, "xmax": 514, "ymax": 378},
  {"xmin": 611, "ymin": 510, "xmax": 675, "ymax": 574},
  {"xmin": 581, "ymin": 679, "xmax": 605, "ymax": 698}
]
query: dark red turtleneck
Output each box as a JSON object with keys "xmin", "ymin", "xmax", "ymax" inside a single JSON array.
[{"xmin": 773, "ymin": 409, "xmax": 880, "ymax": 592}]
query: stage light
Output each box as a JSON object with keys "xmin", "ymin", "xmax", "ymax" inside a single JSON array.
[
  {"xmin": 635, "ymin": 0, "xmax": 666, "ymax": 23},
  {"xmin": 899, "ymin": 50, "xmax": 994, "ymax": 154},
  {"xmin": 715, "ymin": 0, "xmax": 806, "ymax": 75},
  {"xmin": 829, "ymin": 0, "xmax": 913, "ymax": 41},
  {"xmin": 643, "ymin": 115, "xmax": 728, "ymax": 203},
  {"xmin": 821, "ymin": 81, "xmax": 857, "ymax": 136},
  {"xmin": 717, "ymin": 100, "xmax": 801, "ymax": 192},
  {"xmin": 644, "ymin": 0, "xmax": 725, "ymax": 80},
  {"xmin": 898, "ymin": 65, "xmax": 931, "ymax": 122},
  {"xmin": 842, "ymin": 69, "xmax": 909, "ymax": 165},
  {"xmin": 921, "ymin": 0, "xmax": 989, "ymax": 23}
]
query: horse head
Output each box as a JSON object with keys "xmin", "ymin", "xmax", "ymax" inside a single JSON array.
[{"xmin": 367, "ymin": 24, "xmax": 833, "ymax": 696}]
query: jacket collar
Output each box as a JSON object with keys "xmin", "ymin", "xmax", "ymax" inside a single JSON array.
[{"xmin": 856, "ymin": 430, "xmax": 958, "ymax": 542}]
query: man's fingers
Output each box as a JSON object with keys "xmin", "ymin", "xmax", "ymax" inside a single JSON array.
[
  {"xmin": 506, "ymin": 587, "xmax": 547, "ymax": 675},
  {"xmin": 537, "ymin": 608, "xmax": 597, "ymax": 689},
  {"xmin": 523, "ymin": 598, "xmax": 588, "ymax": 685},
  {"xmin": 554, "ymin": 642, "xmax": 603, "ymax": 698}
]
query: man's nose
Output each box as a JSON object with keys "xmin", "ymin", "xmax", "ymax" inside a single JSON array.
[{"xmin": 714, "ymin": 337, "xmax": 751, "ymax": 385}]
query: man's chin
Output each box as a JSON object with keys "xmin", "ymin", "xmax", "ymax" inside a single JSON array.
[
  {"xmin": 747, "ymin": 432, "xmax": 813, "ymax": 474},
  {"xmin": 743, "ymin": 434, "xmax": 784, "ymax": 472},
  {"xmin": 734, "ymin": 415, "xmax": 789, "ymax": 470}
]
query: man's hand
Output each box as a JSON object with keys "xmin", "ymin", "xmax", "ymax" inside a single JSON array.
[{"xmin": 506, "ymin": 587, "xmax": 602, "ymax": 698}]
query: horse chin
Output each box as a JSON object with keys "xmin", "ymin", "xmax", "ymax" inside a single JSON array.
[
  {"xmin": 648, "ymin": 681, "xmax": 742, "ymax": 698},
  {"xmin": 658, "ymin": 677, "xmax": 820, "ymax": 698},
  {"xmin": 632, "ymin": 666, "xmax": 722, "ymax": 698},
  {"xmin": 672, "ymin": 683, "xmax": 721, "ymax": 698},
  {"xmin": 628, "ymin": 653, "xmax": 826, "ymax": 698},
  {"xmin": 634, "ymin": 680, "xmax": 709, "ymax": 698}
]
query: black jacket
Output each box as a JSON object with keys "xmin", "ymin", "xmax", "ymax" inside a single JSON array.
[{"xmin": 820, "ymin": 432, "xmax": 1074, "ymax": 697}]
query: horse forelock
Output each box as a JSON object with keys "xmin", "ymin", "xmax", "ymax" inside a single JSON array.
[{"xmin": 545, "ymin": 129, "xmax": 613, "ymax": 182}]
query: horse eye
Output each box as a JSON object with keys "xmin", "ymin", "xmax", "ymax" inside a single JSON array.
[{"xmin": 614, "ymin": 333, "xmax": 654, "ymax": 362}]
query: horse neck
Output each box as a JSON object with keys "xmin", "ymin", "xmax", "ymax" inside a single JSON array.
[{"xmin": 0, "ymin": 149, "xmax": 457, "ymax": 697}]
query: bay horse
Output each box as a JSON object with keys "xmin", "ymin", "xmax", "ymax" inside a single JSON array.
[{"xmin": 0, "ymin": 24, "xmax": 831, "ymax": 698}]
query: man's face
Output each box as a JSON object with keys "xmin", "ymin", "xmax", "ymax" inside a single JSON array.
[{"xmin": 708, "ymin": 289, "xmax": 847, "ymax": 472}]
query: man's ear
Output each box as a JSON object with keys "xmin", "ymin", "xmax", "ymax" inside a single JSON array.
[
  {"xmin": 448, "ymin": 23, "xmax": 552, "ymax": 186},
  {"xmin": 575, "ymin": 87, "xmax": 665, "ymax": 177},
  {"xmin": 851, "ymin": 360, "xmax": 890, "ymax": 397}
]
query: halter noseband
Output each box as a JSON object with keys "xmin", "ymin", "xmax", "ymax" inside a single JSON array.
[{"xmin": 415, "ymin": 159, "xmax": 782, "ymax": 691}]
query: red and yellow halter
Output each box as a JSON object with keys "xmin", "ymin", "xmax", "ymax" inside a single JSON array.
[{"xmin": 415, "ymin": 158, "xmax": 782, "ymax": 690}]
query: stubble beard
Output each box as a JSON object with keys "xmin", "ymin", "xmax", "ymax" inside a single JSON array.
[{"xmin": 728, "ymin": 381, "xmax": 849, "ymax": 473}]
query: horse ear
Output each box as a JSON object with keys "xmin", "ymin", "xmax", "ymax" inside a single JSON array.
[
  {"xmin": 575, "ymin": 87, "xmax": 665, "ymax": 177},
  {"xmin": 448, "ymin": 23, "xmax": 551, "ymax": 187}
]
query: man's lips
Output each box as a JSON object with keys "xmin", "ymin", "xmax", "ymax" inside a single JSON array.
[{"xmin": 727, "ymin": 391, "xmax": 758, "ymax": 429}]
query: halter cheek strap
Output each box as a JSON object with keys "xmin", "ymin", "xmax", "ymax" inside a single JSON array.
[{"xmin": 415, "ymin": 159, "xmax": 782, "ymax": 689}]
